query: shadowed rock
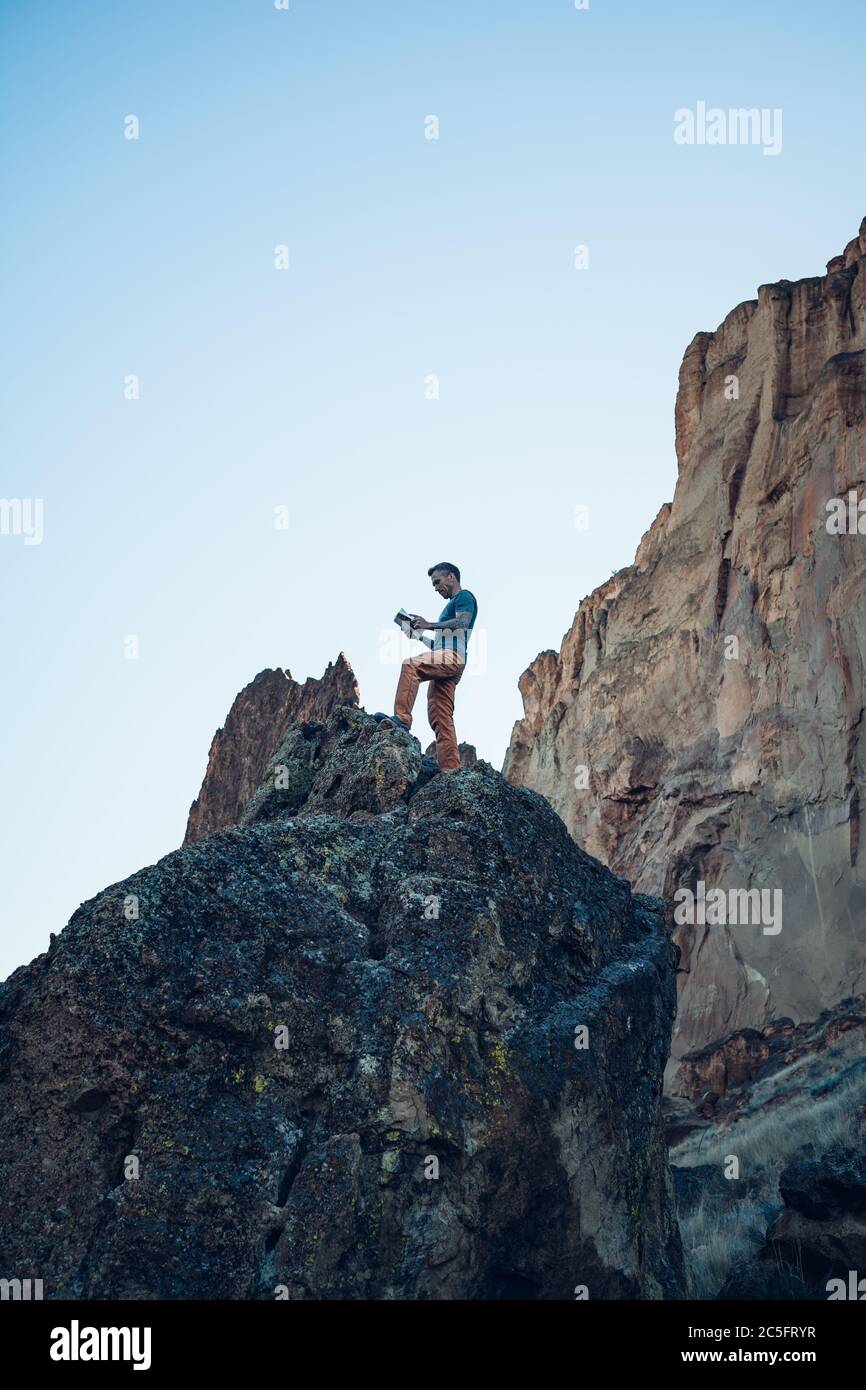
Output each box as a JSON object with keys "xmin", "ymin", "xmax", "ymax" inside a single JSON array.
[
  {"xmin": 241, "ymin": 706, "xmax": 439, "ymax": 825},
  {"xmin": 765, "ymin": 1145, "xmax": 866, "ymax": 1283},
  {"xmin": 0, "ymin": 709, "xmax": 685, "ymax": 1300},
  {"xmin": 715, "ymin": 1145, "xmax": 866, "ymax": 1299}
]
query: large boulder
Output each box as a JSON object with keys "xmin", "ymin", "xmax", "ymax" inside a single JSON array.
[
  {"xmin": 767, "ymin": 1146, "xmax": 866, "ymax": 1280},
  {"xmin": 0, "ymin": 709, "xmax": 685, "ymax": 1300}
]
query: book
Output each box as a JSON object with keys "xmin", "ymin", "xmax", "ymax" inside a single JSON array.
[{"xmin": 394, "ymin": 609, "xmax": 434, "ymax": 649}]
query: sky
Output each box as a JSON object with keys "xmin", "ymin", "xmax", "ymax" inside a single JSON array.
[{"xmin": 2, "ymin": 0, "xmax": 865, "ymax": 979}]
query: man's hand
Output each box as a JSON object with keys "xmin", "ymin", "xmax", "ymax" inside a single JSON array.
[{"xmin": 409, "ymin": 614, "xmax": 432, "ymax": 631}]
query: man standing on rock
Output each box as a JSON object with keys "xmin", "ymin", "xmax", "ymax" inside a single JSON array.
[{"xmin": 375, "ymin": 562, "xmax": 478, "ymax": 772}]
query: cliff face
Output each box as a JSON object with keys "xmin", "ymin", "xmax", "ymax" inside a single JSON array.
[
  {"xmin": 668, "ymin": 996, "xmax": 866, "ymax": 1298},
  {"xmin": 184, "ymin": 655, "xmax": 359, "ymax": 843},
  {"xmin": 505, "ymin": 220, "xmax": 866, "ymax": 1082},
  {"xmin": 0, "ymin": 707, "xmax": 685, "ymax": 1300}
]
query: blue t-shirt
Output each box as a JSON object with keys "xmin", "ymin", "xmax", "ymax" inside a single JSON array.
[{"xmin": 432, "ymin": 588, "xmax": 477, "ymax": 658}]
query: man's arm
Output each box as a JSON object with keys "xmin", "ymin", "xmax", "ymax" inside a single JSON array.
[
  {"xmin": 404, "ymin": 615, "xmax": 436, "ymax": 649},
  {"xmin": 409, "ymin": 613, "xmax": 471, "ymax": 632}
]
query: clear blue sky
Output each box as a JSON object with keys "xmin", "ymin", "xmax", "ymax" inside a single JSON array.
[{"xmin": 2, "ymin": 0, "xmax": 864, "ymax": 979}]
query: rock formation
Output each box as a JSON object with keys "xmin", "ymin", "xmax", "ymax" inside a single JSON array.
[
  {"xmin": 184, "ymin": 655, "xmax": 358, "ymax": 843},
  {"xmin": 668, "ymin": 995, "xmax": 866, "ymax": 1297},
  {"xmin": 669, "ymin": 995, "xmax": 865, "ymax": 1121},
  {"xmin": 0, "ymin": 707, "xmax": 685, "ymax": 1300},
  {"xmin": 768, "ymin": 1145, "xmax": 866, "ymax": 1286},
  {"xmin": 505, "ymin": 219, "xmax": 866, "ymax": 1083}
]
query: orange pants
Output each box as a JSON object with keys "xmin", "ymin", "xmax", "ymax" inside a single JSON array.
[{"xmin": 394, "ymin": 649, "xmax": 465, "ymax": 771}]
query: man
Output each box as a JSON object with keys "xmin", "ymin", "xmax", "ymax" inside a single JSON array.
[{"xmin": 376, "ymin": 562, "xmax": 478, "ymax": 772}]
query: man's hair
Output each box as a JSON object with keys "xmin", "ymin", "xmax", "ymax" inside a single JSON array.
[{"xmin": 428, "ymin": 561, "xmax": 461, "ymax": 583}]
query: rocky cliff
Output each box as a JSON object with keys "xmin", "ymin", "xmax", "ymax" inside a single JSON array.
[
  {"xmin": 668, "ymin": 995, "xmax": 865, "ymax": 1298},
  {"xmin": 0, "ymin": 707, "xmax": 685, "ymax": 1300},
  {"xmin": 505, "ymin": 219, "xmax": 866, "ymax": 1082},
  {"xmin": 184, "ymin": 655, "xmax": 358, "ymax": 843}
]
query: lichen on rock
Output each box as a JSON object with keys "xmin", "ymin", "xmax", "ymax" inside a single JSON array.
[{"xmin": 0, "ymin": 707, "xmax": 685, "ymax": 1300}]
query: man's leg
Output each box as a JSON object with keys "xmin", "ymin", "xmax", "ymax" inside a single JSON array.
[
  {"xmin": 427, "ymin": 659, "xmax": 464, "ymax": 771},
  {"xmin": 394, "ymin": 654, "xmax": 428, "ymax": 729}
]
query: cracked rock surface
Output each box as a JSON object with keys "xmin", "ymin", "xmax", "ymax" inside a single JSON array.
[{"xmin": 0, "ymin": 708, "xmax": 685, "ymax": 1299}]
